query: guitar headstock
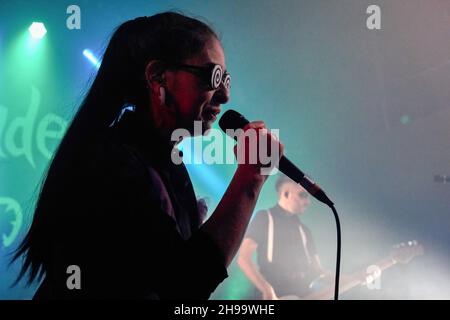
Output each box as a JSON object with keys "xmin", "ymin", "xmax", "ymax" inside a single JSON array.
[{"xmin": 390, "ymin": 240, "xmax": 424, "ymax": 264}]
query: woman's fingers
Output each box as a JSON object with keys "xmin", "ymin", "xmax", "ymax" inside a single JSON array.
[{"xmin": 235, "ymin": 121, "xmax": 284, "ymax": 176}]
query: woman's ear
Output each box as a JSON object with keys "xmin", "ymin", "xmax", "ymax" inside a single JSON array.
[
  {"xmin": 145, "ymin": 60, "xmax": 166, "ymax": 88},
  {"xmin": 145, "ymin": 60, "xmax": 167, "ymax": 106}
]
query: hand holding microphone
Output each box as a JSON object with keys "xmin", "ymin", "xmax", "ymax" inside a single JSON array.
[
  {"xmin": 231, "ymin": 120, "xmax": 285, "ymax": 179},
  {"xmin": 219, "ymin": 109, "xmax": 334, "ymax": 207}
]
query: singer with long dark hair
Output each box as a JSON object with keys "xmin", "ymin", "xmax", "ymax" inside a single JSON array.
[{"xmin": 11, "ymin": 11, "xmax": 283, "ymax": 299}]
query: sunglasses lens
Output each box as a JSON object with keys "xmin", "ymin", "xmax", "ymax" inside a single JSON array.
[
  {"xmin": 223, "ymin": 73, "xmax": 231, "ymax": 89},
  {"xmin": 211, "ymin": 65, "xmax": 223, "ymax": 89}
]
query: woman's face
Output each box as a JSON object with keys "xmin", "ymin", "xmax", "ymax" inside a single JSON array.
[{"xmin": 163, "ymin": 37, "xmax": 230, "ymax": 135}]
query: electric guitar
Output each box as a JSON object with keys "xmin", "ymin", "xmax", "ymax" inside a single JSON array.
[{"xmin": 280, "ymin": 240, "xmax": 424, "ymax": 300}]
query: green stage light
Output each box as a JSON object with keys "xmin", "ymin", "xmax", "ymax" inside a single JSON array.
[{"xmin": 28, "ymin": 22, "xmax": 47, "ymax": 40}]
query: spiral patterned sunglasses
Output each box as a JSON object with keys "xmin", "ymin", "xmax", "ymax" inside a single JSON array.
[{"xmin": 171, "ymin": 63, "xmax": 231, "ymax": 91}]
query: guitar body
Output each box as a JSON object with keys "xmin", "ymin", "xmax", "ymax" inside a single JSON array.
[{"xmin": 278, "ymin": 274, "xmax": 333, "ymax": 300}]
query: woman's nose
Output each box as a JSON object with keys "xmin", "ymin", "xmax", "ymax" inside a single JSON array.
[{"xmin": 212, "ymin": 82, "xmax": 230, "ymax": 105}]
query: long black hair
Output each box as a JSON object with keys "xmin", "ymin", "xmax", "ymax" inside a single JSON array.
[{"xmin": 12, "ymin": 11, "xmax": 218, "ymax": 286}]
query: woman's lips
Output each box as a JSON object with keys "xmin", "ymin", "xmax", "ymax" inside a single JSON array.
[
  {"xmin": 203, "ymin": 106, "xmax": 221, "ymax": 121},
  {"xmin": 207, "ymin": 106, "xmax": 221, "ymax": 114}
]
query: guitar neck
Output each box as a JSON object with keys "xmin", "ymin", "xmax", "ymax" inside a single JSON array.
[
  {"xmin": 358, "ymin": 256, "xmax": 397, "ymax": 281},
  {"xmin": 303, "ymin": 257, "xmax": 397, "ymax": 300}
]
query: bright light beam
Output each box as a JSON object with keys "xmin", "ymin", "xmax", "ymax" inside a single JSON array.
[{"xmin": 83, "ymin": 49, "xmax": 101, "ymax": 69}]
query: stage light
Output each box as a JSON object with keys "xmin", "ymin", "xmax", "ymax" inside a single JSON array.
[
  {"xmin": 28, "ymin": 22, "xmax": 47, "ymax": 40},
  {"xmin": 83, "ymin": 49, "xmax": 100, "ymax": 69}
]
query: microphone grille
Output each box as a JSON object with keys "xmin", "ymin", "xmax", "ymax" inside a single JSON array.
[{"xmin": 218, "ymin": 109, "xmax": 249, "ymax": 132}]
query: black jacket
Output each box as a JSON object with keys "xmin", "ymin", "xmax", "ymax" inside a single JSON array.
[{"xmin": 33, "ymin": 110, "xmax": 227, "ymax": 299}]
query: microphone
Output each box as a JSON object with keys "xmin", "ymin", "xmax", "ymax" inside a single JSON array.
[{"xmin": 219, "ymin": 109, "xmax": 334, "ymax": 207}]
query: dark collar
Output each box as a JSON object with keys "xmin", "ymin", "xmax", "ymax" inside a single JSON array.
[{"xmin": 271, "ymin": 204, "xmax": 299, "ymax": 220}]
